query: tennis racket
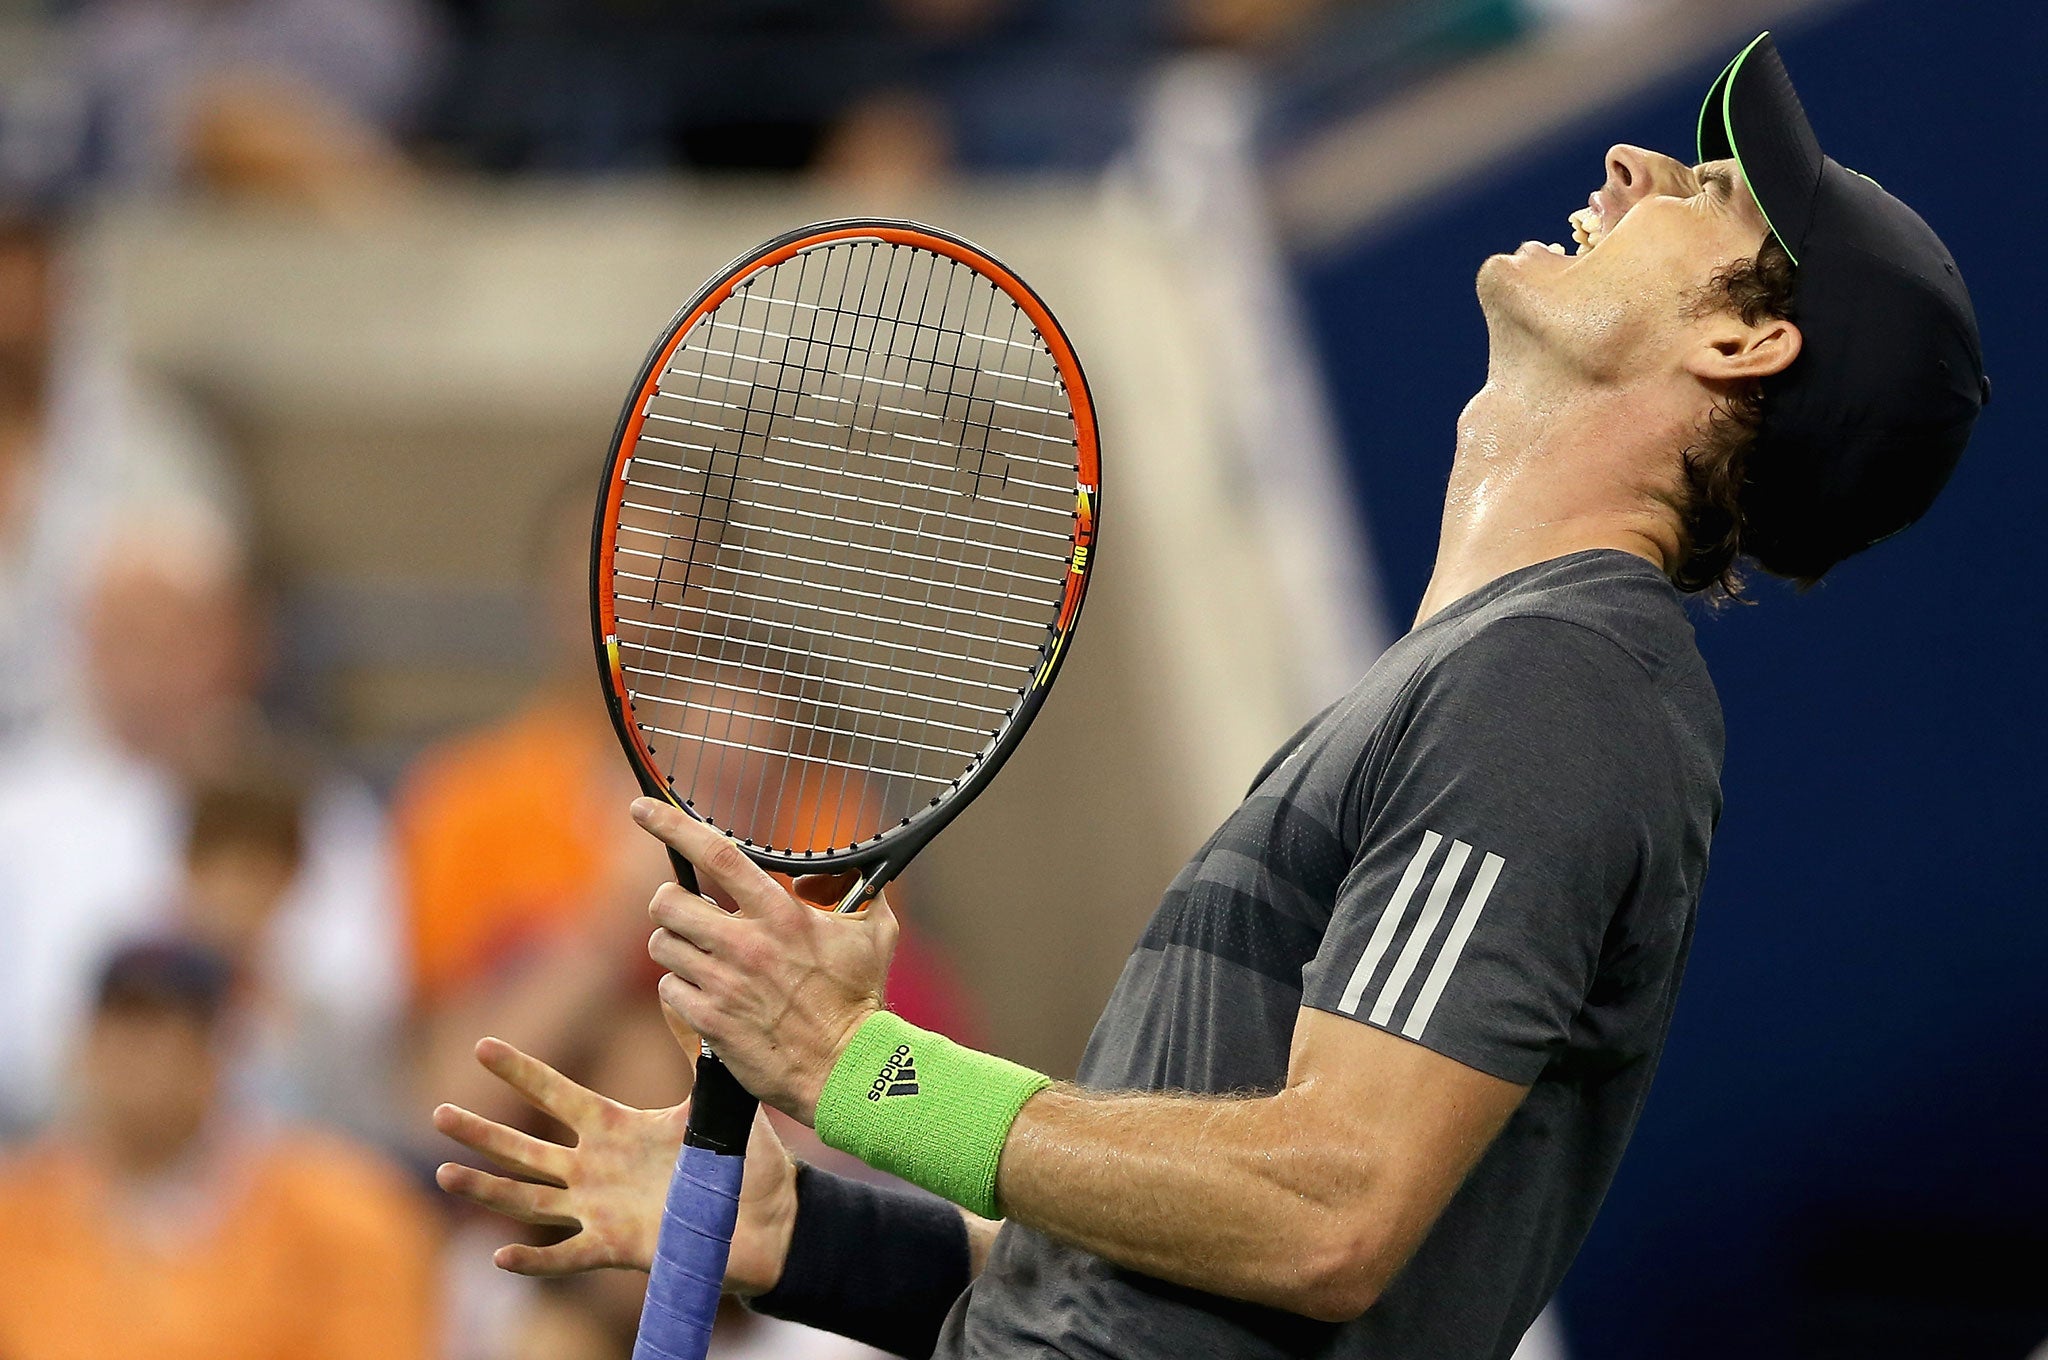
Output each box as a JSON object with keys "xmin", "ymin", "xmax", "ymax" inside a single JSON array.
[{"xmin": 589, "ymin": 218, "xmax": 1100, "ymax": 1360}]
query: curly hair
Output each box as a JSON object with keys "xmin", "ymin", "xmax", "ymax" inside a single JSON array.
[{"xmin": 1669, "ymin": 233, "xmax": 1798, "ymax": 598}]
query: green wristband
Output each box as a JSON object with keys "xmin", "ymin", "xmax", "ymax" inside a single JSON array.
[{"xmin": 814, "ymin": 1011, "xmax": 1050, "ymax": 1219}]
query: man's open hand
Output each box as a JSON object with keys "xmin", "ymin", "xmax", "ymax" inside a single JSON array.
[
  {"xmin": 432, "ymin": 1034, "xmax": 798, "ymax": 1294},
  {"xmin": 632, "ymin": 796, "xmax": 897, "ymax": 1124}
]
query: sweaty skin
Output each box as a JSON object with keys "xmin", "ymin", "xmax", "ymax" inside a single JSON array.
[
  {"xmin": 1420, "ymin": 145, "xmax": 1796, "ymax": 623},
  {"xmin": 438, "ymin": 141, "xmax": 1803, "ymax": 1320}
]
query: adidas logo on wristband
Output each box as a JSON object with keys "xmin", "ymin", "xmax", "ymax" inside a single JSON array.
[{"xmin": 867, "ymin": 1044, "xmax": 922, "ymax": 1101}]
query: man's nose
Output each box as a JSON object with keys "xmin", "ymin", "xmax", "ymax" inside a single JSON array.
[
  {"xmin": 1603, "ymin": 145, "xmax": 1654, "ymax": 209},
  {"xmin": 1603, "ymin": 144, "xmax": 1688, "ymax": 208}
]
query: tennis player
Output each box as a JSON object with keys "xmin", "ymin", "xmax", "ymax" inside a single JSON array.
[{"xmin": 436, "ymin": 33, "xmax": 1986, "ymax": 1359}]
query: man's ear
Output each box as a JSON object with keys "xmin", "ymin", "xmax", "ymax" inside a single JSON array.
[{"xmin": 1684, "ymin": 315, "xmax": 1802, "ymax": 383}]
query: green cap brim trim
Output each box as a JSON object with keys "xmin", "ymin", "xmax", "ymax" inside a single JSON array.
[
  {"xmin": 1700, "ymin": 31, "xmax": 1800, "ymax": 267},
  {"xmin": 1696, "ymin": 48, "xmax": 1742, "ymax": 164}
]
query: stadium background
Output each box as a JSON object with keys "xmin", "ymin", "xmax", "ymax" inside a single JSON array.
[{"xmin": 0, "ymin": 0, "xmax": 2040, "ymax": 1357}]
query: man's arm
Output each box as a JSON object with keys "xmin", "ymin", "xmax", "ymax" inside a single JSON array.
[
  {"xmin": 637, "ymin": 802, "xmax": 1529, "ymax": 1324},
  {"xmin": 996, "ymin": 1008, "xmax": 1525, "ymax": 1321}
]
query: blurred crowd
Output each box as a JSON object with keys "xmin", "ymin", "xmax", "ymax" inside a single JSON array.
[
  {"xmin": 0, "ymin": 0, "xmax": 1574, "ymax": 211},
  {"xmin": 0, "ymin": 191, "xmax": 987, "ymax": 1355},
  {"xmin": 0, "ymin": 0, "xmax": 1597, "ymax": 1356}
]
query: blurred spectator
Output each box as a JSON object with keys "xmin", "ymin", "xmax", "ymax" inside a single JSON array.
[
  {"xmin": 179, "ymin": 766, "xmax": 400, "ymax": 1130},
  {"xmin": 916, "ymin": 0, "xmax": 1163, "ymax": 171},
  {"xmin": 0, "ymin": 209, "xmax": 240, "ymax": 746},
  {"xmin": 180, "ymin": 772, "xmax": 307, "ymax": 968},
  {"xmin": 19, "ymin": 0, "xmax": 436, "ymax": 209},
  {"xmin": 0, "ymin": 937, "xmax": 439, "ymax": 1360},
  {"xmin": 0, "ymin": 517, "xmax": 403, "ymax": 1138},
  {"xmin": 418, "ymin": 0, "xmax": 1525, "ymax": 183},
  {"xmin": 1177, "ymin": 0, "xmax": 1335, "ymax": 47}
]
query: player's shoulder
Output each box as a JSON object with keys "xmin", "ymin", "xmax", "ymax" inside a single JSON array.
[
  {"xmin": 1407, "ymin": 551, "xmax": 1725, "ymax": 775},
  {"xmin": 1428, "ymin": 549, "xmax": 1707, "ymax": 693},
  {"xmin": 1269, "ymin": 553, "xmax": 1719, "ymax": 798}
]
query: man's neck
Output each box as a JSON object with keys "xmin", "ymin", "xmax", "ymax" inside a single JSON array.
[{"xmin": 1414, "ymin": 372, "xmax": 1687, "ymax": 626}]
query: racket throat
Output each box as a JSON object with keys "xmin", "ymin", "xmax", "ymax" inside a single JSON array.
[{"xmin": 834, "ymin": 871, "xmax": 892, "ymax": 914}]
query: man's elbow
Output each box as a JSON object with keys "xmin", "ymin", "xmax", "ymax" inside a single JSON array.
[{"xmin": 1285, "ymin": 1222, "xmax": 1396, "ymax": 1323}]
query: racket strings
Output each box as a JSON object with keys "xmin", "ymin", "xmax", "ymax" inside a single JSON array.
[{"xmin": 610, "ymin": 237, "xmax": 1079, "ymax": 856}]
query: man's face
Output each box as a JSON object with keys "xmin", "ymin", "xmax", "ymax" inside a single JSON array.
[
  {"xmin": 84, "ymin": 539, "xmax": 256, "ymax": 765},
  {"xmin": 78, "ymin": 1003, "xmax": 221, "ymax": 1172},
  {"xmin": 1476, "ymin": 145, "xmax": 1777, "ymax": 382},
  {"xmin": 183, "ymin": 842, "xmax": 298, "ymax": 960}
]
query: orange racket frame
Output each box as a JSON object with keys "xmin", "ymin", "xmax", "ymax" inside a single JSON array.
[{"xmin": 589, "ymin": 218, "xmax": 1100, "ymax": 887}]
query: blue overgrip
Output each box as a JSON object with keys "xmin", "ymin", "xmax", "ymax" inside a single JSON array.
[{"xmin": 630, "ymin": 1143, "xmax": 745, "ymax": 1360}]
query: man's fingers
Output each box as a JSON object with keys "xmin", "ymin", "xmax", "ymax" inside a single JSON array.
[
  {"xmin": 865, "ymin": 888, "xmax": 902, "ymax": 951},
  {"xmin": 434, "ymin": 1162, "xmax": 578, "ymax": 1229},
  {"xmin": 632, "ymin": 798, "xmax": 790, "ymax": 919},
  {"xmin": 660, "ymin": 997, "xmax": 702, "ymax": 1063},
  {"xmin": 649, "ymin": 930, "xmax": 744, "ymax": 1006},
  {"xmin": 657, "ymin": 970, "xmax": 716, "ymax": 1037},
  {"xmin": 648, "ymin": 881, "xmax": 743, "ymax": 949},
  {"xmin": 432, "ymin": 1103, "xmax": 570, "ymax": 1186},
  {"xmin": 648, "ymin": 925, "xmax": 704, "ymax": 981},
  {"xmin": 493, "ymin": 1239, "xmax": 614, "ymax": 1278},
  {"xmin": 474, "ymin": 1036, "xmax": 593, "ymax": 1126}
]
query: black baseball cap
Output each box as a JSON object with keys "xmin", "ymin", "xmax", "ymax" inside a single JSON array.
[{"xmin": 1697, "ymin": 32, "xmax": 1987, "ymax": 581}]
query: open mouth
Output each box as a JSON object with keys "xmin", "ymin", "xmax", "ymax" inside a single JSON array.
[
  {"xmin": 1518, "ymin": 194, "xmax": 1607, "ymax": 258},
  {"xmin": 1569, "ymin": 196, "xmax": 1610, "ymax": 255}
]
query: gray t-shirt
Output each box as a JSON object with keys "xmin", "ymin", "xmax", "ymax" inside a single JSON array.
[{"xmin": 935, "ymin": 549, "xmax": 1724, "ymax": 1359}]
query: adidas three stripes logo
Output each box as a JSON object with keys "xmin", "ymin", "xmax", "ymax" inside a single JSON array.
[
  {"xmin": 1337, "ymin": 830, "xmax": 1505, "ymax": 1040},
  {"xmin": 866, "ymin": 1043, "xmax": 922, "ymax": 1101}
]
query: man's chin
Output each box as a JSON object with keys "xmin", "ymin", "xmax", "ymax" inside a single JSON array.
[
  {"xmin": 1473, "ymin": 252, "xmax": 1564, "ymax": 353},
  {"xmin": 1478, "ymin": 242, "xmax": 1574, "ymax": 296},
  {"xmin": 1474, "ymin": 251, "xmax": 1526, "ymax": 309}
]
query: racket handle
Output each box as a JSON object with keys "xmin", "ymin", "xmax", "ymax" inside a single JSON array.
[
  {"xmin": 632, "ymin": 1140, "xmax": 745, "ymax": 1360},
  {"xmin": 632, "ymin": 1040, "xmax": 759, "ymax": 1360},
  {"xmin": 633, "ymin": 847, "xmax": 762, "ymax": 1358}
]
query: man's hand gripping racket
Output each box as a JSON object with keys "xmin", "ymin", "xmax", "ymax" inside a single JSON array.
[{"xmin": 589, "ymin": 220, "xmax": 1099, "ymax": 1359}]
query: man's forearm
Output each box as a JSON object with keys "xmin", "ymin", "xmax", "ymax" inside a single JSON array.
[
  {"xmin": 996, "ymin": 1084, "xmax": 1397, "ymax": 1321},
  {"xmin": 631, "ymin": 802, "xmax": 1526, "ymax": 1325}
]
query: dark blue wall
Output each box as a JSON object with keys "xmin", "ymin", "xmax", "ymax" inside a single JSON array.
[{"xmin": 1296, "ymin": 3, "xmax": 2048, "ymax": 1355}]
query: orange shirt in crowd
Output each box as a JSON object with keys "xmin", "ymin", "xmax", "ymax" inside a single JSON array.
[
  {"xmin": 0, "ymin": 1131, "xmax": 438, "ymax": 1360},
  {"xmin": 395, "ymin": 697, "xmax": 626, "ymax": 1004},
  {"xmin": 396, "ymin": 694, "xmax": 983, "ymax": 1040}
]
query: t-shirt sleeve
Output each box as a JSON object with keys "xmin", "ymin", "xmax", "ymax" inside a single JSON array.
[{"xmin": 1299, "ymin": 615, "xmax": 1667, "ymax": 1084}]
